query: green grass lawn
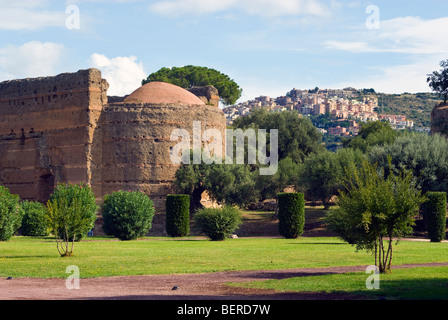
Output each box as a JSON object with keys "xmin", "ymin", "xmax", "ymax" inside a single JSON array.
[
  {"xmin": 0, "ymin": 236, "xmax": 447, "ymax": 279},
  {"xmin": 229, "ymin": 266, "xmax": 448, "ymax": 300}
]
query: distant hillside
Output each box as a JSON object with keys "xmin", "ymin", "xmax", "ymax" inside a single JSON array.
[{"xmin": 363, "ymin": 92, "xmax": 441, "ymax": 127}]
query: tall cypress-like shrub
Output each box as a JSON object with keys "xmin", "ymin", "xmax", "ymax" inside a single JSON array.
[
  {"xmin": 278, "ymin": 192, "xmax": 305, "ymax": 239},
  {"xmin": 165, "ymin": 194, "xmax": 190, "ymax": 237},
  {"xmin": 422, "ymin": 192, "xmax": 447, "ymax": 242}
]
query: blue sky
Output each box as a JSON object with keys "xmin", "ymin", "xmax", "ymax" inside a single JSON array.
[{"xmin": 1, "ymin": 0, "xmax": 447, "ymax": 102}]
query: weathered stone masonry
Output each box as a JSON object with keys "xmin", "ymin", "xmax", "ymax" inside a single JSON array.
[
  {"xmin": 0, "ymin": 69, "xmax": 108, "ymax": 203},
  {"xmin": 0, "ymin": 69, "xmax": 226, "ymax": 216},
  {"xmin": 431, "ymin": 102, "xmax": 448, "ymax": 136}
]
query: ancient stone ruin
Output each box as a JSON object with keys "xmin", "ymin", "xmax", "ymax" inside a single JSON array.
[
  {"xmin": 431, "ymin": 102, "xmax": 448, "ymax": 135},
  {"xmin": 0, "ymin": 68, "xmax": 226, "ymax": 215}
]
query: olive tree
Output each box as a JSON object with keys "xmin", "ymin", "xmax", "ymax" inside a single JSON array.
[
  {"xmin": 174, "ymin": 159, "xmax": 211, "ymax": 214},
  {"xmin": 174, "ymin": 151, "xmax": 259, "ymax": 211},
  {"xmin": 205, "ymin": 163, "xmax": 259, "ymax": 209},
  {"xmin": 299, "ymin": 148, "xmax": 365, "ymax": 209},
  {"xmin": 233, "ymin": 109, "xmax": 324, "ymax": 163},
  {"xmin": 369, "ymin": 131, "xmax": 448, "ymax": 193}
]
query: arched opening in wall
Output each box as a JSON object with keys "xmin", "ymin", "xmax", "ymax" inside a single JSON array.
[{"xmin": 38, "ymin": 174, "xmax": 55, "ymax": 203}]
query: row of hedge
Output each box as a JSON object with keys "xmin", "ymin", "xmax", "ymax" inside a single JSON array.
[
  {"xmin": 165, "ymin": 193, "xmax": 306, "ymax": 240},
  {"xmin": 0, "ymin": 189, "xmax": 305, "ymax": 242},
  {"xmin": 0, "ymin": 185, "xmax": 156, "ymax": 242},
  {"xmin": 165, "ymin": 194, "xmax": 243, "ymax": 241},
  {"xmin": 0, "ymin": 184, "xmax": 244, "ymax": 242},
  {"xmin": 1, "ymin": 184, "xmax": 445, "ymax": 242},
  {"xmin": 169, "ymin": 191, "xmax": 446, "ymax": 242}
]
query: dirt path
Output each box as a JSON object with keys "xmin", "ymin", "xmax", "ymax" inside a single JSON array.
[{"xmin": 2, "ymin": 263, "xmax": 448, "ymax": 300}]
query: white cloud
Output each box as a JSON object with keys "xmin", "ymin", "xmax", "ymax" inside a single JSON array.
[
  {"xmin": 0, "ymin": 1, "xmax": 66, "ymax": 30},
  {"xmin": 323, "ymin": 16, "xmax": 448, "ymax": 93},
  {"xmin": 89, "ymin": 54, "xmax": 147, "ymax": 96},
  {"xmin": 325, "ymin": 41, "xmax": 376, "ymax": 53},
  {"xmin": 325, "ymin": 16, "xmax": 448, "ymax": 55},
  {"xmin": 149, "ymin": 0, "xmax": 331, "ymax": 18},
  {"xmin": 65, "ymin": 0, "xmax": 144, "ymax": 4},
  {"xmin": 0, "ymin": 41, "xmax": 66, "ymax": 80}
]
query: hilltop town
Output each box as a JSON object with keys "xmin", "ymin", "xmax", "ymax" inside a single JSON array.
[{"xmin": 224, "ymin": 87, "xmax": 416, "ymax": 137}]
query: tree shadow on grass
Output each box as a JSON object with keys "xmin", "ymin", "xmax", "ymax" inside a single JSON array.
[
  {"xmin": 232, "ymin": 271, "xmax": 343, "ymax": 280},
  {"xmin": 167, "ymin": 239, "xmax": 208, "ymax": 242},
  {"xmin": 349, "ymin": 277, "xmax": 448, "ymax": 300},
  {"xmin": 1, "ymin": 255, "xmax": 55, "ymax": 259},
  {"xmin": 286, "ymin": 242, "xmax": 347, "ymax": 245}
]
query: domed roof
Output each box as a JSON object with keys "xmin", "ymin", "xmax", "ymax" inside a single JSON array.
[{"xmin": 124, "ymin": 81, "xmax": 205, "ymax": 105}]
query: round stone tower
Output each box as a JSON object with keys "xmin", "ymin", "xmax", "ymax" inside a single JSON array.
[{"xmin": 97, "ymin": 81, "xmax": 226, "ymax": 210}]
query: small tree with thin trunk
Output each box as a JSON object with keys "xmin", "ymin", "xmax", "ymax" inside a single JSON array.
[
  {"xmin": 46, "ymin": 183, "xmax": 98, "ymax": 257},
  {"xmin": 327, "ymin": 160, "xmax": 426, "ymax": 273}
]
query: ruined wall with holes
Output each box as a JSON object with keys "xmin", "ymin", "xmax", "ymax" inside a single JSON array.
[
  {"xmin": 0, "ymin": 69, "xmax": 226, "ymax": 217},
  {"xmin": 431, "ymin": 102, "xmax": 448, "ymax": 135},
  {"xmin": 187, "ymin": 86, "xmax": 220, "ymax": 107},
  {"xmin": 0, "ymin": 69, "xmax": 108, "ymax": 203},
  {"xmin": 97, "ymin": 102, "xmax": 226, "ymax": 210}
]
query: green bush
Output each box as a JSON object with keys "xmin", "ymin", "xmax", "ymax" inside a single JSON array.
[
  {"xmin": 48, "ymin": 183, "xmax": 98, "ymax": 242},
  {"xmin": 102, "ymin": 190, "xmax": 155, "ymax": 240},
  {"xmin": 166, "ymin": 194, "xmax": 190, "ymax": 237},
  {"xmin": 422, "ymin": 192, "xmax": 447, "ymax": 242},
  {"xmin": 20, "ymin": 201, "xmax": 49, "ymax": 237},
  {"xmin": 194, "ymin": 206, "xmax": 242, "ymax": 241},
  {"xmin": 0, "ymin": 186, "xmax": 24, "ymax": 241},
  {"xmin": 278, "ymin": 192, "xmax": 305, "ymax": 239}
]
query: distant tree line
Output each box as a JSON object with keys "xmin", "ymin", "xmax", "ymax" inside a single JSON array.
[
  {"xmin": 174, "ymin": 107, "xmax": 448, "ymax": 211},
  {"xmin": 174, "ymin": 104, "xmax": 447, "ymax": 271}
]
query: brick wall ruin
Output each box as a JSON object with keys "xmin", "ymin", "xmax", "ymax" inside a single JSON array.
[
  {"xmin": 98, "ymin": 102, "xmax": 226, "ymax": 209},
  {"xmin": 431, "ymin": 102, "xmax": 448, "ymax": 135},
  {"xmin": 187, "ymin": 86, "xmax": 220, "ymax": 107},
  {"xmin": 0, "ymin": 69, "xmax": 226, "ymax": 215},
  {"xmin": 0, "ymin": 69, "xmax": 108, "ymax": 203}
]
